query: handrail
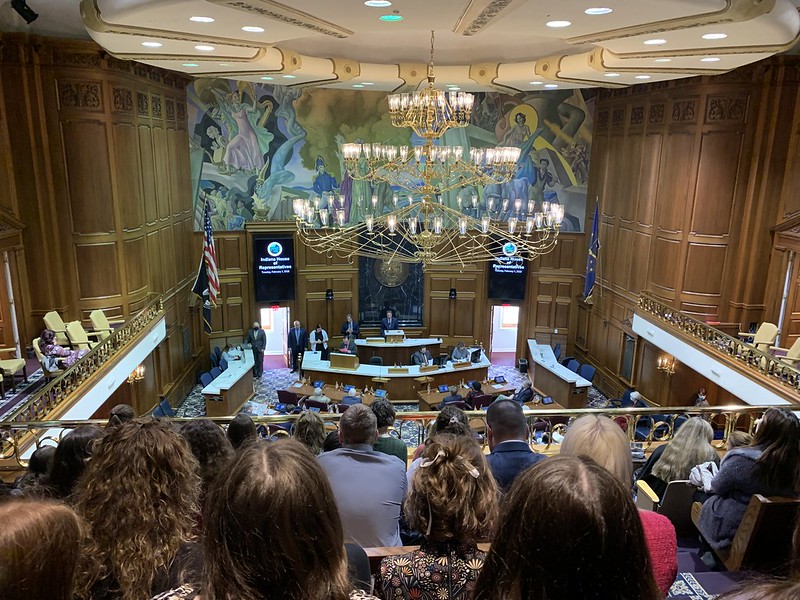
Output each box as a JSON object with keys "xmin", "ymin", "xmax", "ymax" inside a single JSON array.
[
  {"xmin": 637, "ymin": 293, "xmax": 800, "ymax": 395},
  {"xmin": 1, "ymin": 295, "xmax": 164, "ymax": 447}
]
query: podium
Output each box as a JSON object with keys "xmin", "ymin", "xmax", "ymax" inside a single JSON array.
[
  {"xmin": 329, "ymin": 352, "xmax": 359, "ymax": 370},
  {"xmin": 384, "ymin": 329, "xmax": 405, "ymax": 343}
]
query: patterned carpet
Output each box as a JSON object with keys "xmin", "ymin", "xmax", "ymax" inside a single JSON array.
[{"xmin": 0, "ymin": 365, "xmax": 47, "ymax": 421}]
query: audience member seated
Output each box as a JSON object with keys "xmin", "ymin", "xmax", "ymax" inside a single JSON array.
[
  {"xmin": 12, "ymin": 445, "xmax": 55, "ymax": 497},
  {"xmin": 437, "ymin": 385, "xmax": 463, "ymax": 410},
  {"xmin": 465, "ymin": 381, "xmax": 483, "ymax": 408},
  {"xmin": 39, "ymin": 328, "xmax": 88, "ymax": 368},
  {"xmin": 154, "ymin": 440, "xmax": 379, "ymax": 600},
  {"xmin": 220, "ymin": 344, "xmax": 240, "ymax": 364},
  {"xmin": 636, "ymin": 417, "xmax": 719, "ymax": 499},
  {"xmin": 560, "ymin": 414, "xmax": 678, "ymax": 595},
  {"xmin": 179, "ymin": 419, "xmax": 234, "ymax": 507},
  {"xmin": 410, "ymin": 346, "xmax": 432, "ymax": 366},
  {"xmin": 486, "ymin": 400, "xmax": 546, "ymax": 492},
  {"xmin": 308, "ymin": 386, "xmax": 332, "ymax": 405},
  {"xmin": 409, "ymin": 405, "xmax": 473, "ymax": 476},
  {"xmin": 451, "ymin": 341, "xmax": 469, "ymax": 362},
  {"xmin": 472, "ymin": 456, "xmax": 661, "ymax": 600},
  {"xmin": 0, "ymin": 499, "xmax": 84, "ymax": 600},
  {"xmin": 371, "ymin": 399, "xmax": 407, "ymax": 464},
  {"xmin": 691, "ymin": 430, "xmax": 755, "ymax": 496},
  {"xmin": 294, "ymin": 410, "xmax": 326, "ymax": 455},
  {"xmin": 698, "ymin": 407, "xmax": 800, "ymax": 552},
  {"xmin": 318, "ymin": 404, "xmax": 407, "ymax": 547},
  {"xmin": 40, "ymin": 425, "xmax": 102, "ymax": 501},
  {"xmin": 106, "ymin": 404, "xmax": 135, "ymax": 428},
  {"xmin": 226, "ymin": 412, "xmax": 257, "ymax": 450},
  {"xmin": 378, "ymin": 434, "xmax": 499, "ymax": 599},
  {"xmin": 73, "ymin": 418, "xmax": 202, "ymax": 600},
  {"xmin": 339, "ymin": 335, "xmax": 357, "ymax": 354},
  {"xmin": 495, "ymin": 380, "xmax": 533, "ymax": 405}
]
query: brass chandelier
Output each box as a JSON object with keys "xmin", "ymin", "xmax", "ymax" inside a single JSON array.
[{"xmin": 294, "ymin": 32, "xmax": 565, "ymax": 269}]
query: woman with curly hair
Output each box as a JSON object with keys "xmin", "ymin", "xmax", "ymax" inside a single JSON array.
[
  {"xmin": 178, "ymin": 418, "xmax": 234, "ymax": 503},
  {"xmin": 377, "ymin": 434, "xmax": 498, "ymax": 599},
  {"xmin": 294, "ymin": 409, "xmax": 326, "ymax": 455},
  {"xmin": 73, "ymin": 417, "xmax": 202, "ymax": 600}
]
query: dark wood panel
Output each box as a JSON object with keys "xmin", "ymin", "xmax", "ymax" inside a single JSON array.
[
  {"xmin": 655, "ymin": 133, "xmax": 695, "ymax": 232},
  {"xmin": 692, "ymin": 131, "xmax": 743, "ymax": 236},
  {"xmin": 75, "ymin": 243, "xmax": 121, "ymax": 299},
  {"xmin": 112, "ymin": 122, "xmax": 144, "ymax": 231},
  {"xmin": 684, "ymin": 243, "xmax": 727, "ymax": 295},
  {"xmin": 138, "ymin": 126, "xmax": 158, "ymax": 224},
  {"xmin": 123, "ymin": 236, "xmax": 147, "ymax": 294}
]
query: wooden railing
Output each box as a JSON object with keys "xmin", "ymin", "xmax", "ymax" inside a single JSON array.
[
  {"xmin": 637, "ymin": 293, "xmax": 800, "ymax": 394},
  {"xmin": 0, "ymin": 295, "xmax": 164, "ymax": 457}
]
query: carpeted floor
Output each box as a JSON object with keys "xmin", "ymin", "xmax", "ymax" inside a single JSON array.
[{"xmin": 0, "ymin": 358, "xmax": 47, "ymax": 421}]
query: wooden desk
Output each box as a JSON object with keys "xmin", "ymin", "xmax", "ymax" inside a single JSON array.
[
  {"xmin": 527, "ymin": 340, "xmax": 591, "ymax": 409},
  {"xmin": 282, "ymin": 382, "xmax": 382, "ymax": 406},
  {"xmin": 202, "ymin": 350, "xmax": 255, "ymax": 417},
  {"xmin": 356, "ymin": 337, "xmax": 442, "ymax": 367},
  {"xmin": 417, "ymin": 382, "xmax": 517, "ymax": 411}
]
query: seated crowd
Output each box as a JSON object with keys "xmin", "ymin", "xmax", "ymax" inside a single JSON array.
[{"xmin": 2, "ymin": 402, "xmax": 800, "ymax": 600}]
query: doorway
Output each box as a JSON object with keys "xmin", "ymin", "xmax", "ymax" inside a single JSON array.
[
  {"xmin": 260, "ymin": 306, "xmax": 290, "ymax": 369},
  {"xmin": 490, "ymin": 305, "xmax": 519, "ymax": 366}
]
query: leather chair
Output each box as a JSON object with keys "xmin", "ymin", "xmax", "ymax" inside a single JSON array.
[
  {"xmin": 65, "ymin": 321, "xmax": 101, "ymax": 350},
  {"xmin": 89, "ymin": 309, "xmax": 124, "ymax": 340},
  {"xmin": 469, "ymin": 394, "xmax": 493, "ymax": 409},
  {"xmin": 43, "ymin": 311, "xmax": 73, "ymax": 346}
]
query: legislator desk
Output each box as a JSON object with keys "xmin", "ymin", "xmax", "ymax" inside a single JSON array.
[
  {"xmin": 355, "ymin": 337, "xmax": 442, "ymax": 367},
  {"xmin": 202, "ymin": 349, "xmax": 255, "ymax": 417},
  {"xmin": 527, "ymin": 340, "xmax": 591, "ymax": 409},
  {"xmin": 301, "ymin": 350, "xmax": 490, "ymax": 402},
  {"xmin": 281, "ymin": 381, "xmax": 382, "ymax": 406},
  {"xmin": 417, "ymin": 381, "xmax": 517, "ymax": 411}
]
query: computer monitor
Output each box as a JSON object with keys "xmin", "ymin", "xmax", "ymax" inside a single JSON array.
[
  {"xmin": 313, "ymin": 380, "xmax": 325, "ymax": 390},
  {"xmin": 438, "ymin": 384, "xmax": 449, "ymax": 393},
  {"xmin": 470, "ymin": 348, "xmax": 481, "ymax": 363},
  {"xmin": 541, "ymin": 396, "xmax": 554, "ymax": 405}
]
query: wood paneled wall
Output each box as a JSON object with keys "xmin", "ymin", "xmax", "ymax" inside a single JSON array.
[{"xmin": 0, "ymin": 34, "xmax": 202, "ymax": 409}]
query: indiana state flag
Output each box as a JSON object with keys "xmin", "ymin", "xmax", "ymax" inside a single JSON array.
[{"xmin": 583, "ymin": 200, "xmax": 600, "ymax": 303}]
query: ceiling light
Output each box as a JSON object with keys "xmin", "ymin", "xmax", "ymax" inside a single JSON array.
[
  {"xmin": 362, "ymin": 82, "xmax": 374, "ymax": 85},
  {"xmin": 546, "ymin": 20, "xmax": 572, "ymax": 28},
  {"xmin": 644, "ymin": 39, "xmax": 667, "ymax": 45},
  {"xmin": 379, "ymin": 14, "xmax": 403, "ymax": 21},
  {"xmin": 242, "ymin": 26, "xmax": 264, "ymax": 33},
  {"xmin": 585, "ymin": 7, "xmax": 612, "ymax": 15},
  {"xmin": 702, "ymin": 33, "xmax": 728, "ymax": 40},
  {"xmin": 529, "ymin": 81, "xmax": 543, "ymax": 85},
  {"xmin": 448, "ymin": 87, "xmax": 461, "ymax": 91},
  {"xmin": 282, "ymin": 74, "xmax": 297, "ymax": 79},
  {"xmin": 635, "ymin": 75, "xmax": 651, "ymax": 80},
  {"xmin": 141, "ymin": 42, "xmax": 162, "ymax": 48},
  {"xmin": 701, "ymin": 57, "xmax": 721, "ymax": 62},
  {"xmin": 182, "ymin": 63, "xmax": 199, "ymax": 67},
  {"xmin": 260, "ymin": 76, "xmax": 274, "ymax": 80},
  {"xmin": 604, "ymin": 72, "xmax": 620, "ymax": 77},
  {"xmin": 353, "ymin": 84, "xmax": 365, "ymax": 88},
  {"xmin": 544, "ymin": 84, "xmax": 558, "ymax": 88},
  {"xmin": 654, "ymin": 58, "xmax": 672, "ymax": 63},
  {"xmin": 218, "ymin": 63, "xmax": 231, "ymax": 67},
  {"xmin": 195, "ymin": 45, "xmax": 215, "ymax": 52},
  {"xmin": 364, "ymin": 0, "xmax": 392, "ymax": 6},
  {"xmin": 190, "ymin": 16, "xmax": 215, "ymax": 23}
]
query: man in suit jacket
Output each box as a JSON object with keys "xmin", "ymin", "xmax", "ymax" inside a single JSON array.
[
  {"xmin": 410, "ymin": 346, "xmax": 432, "ymax": 366},
  {"xmin": 486, "ymin": 400, "xmax": 546, "ymax": 492},
  {"xmin": 245, "ymin": 321, "xmax": 267, "ymax": 378},
  {"xmin": 339, "ymin": 335, "xmax": 357, "ymax": 354},
  {"xmin": 381, "ymin": 310, "xmax": 398, "ymax": 336},
  {"xmin": 287, "ymin": 320, "xmax": 307, "ymax": 373},
  {"xmin": 341, "ymin": 314, "xmax": 360, "ymax": 338},
  {"xmin": 498, "ymin": 380, "xmax": 534, "ymax": 405},
  {"xmin": 437, "ymin": 385, "xmax": 463, "ymax": 410}
]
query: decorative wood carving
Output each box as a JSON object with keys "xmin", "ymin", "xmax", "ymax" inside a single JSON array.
[
  {"xmin": 112, "ymin": 87, "xmax": 133, "ymax": 113},
  {"xmin": 57, "ymin": 81, "xmax": 102, "ymax": 110},
  {"xmin": 648, "ymin": 104, "xmax": 665, "ymax": 125},
  {"xmin": 630, "ymin": 106, "xmax": 644, "ymax": 125},
  {"xmin": 671, "ymin": 99, "xmax": 697, "ymax": 123},
  {"xmin": 705, "ymin": 96, "xmax": 748, "ymax": 123}
]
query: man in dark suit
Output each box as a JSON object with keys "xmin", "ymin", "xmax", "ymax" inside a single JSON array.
[
  {"xmin": 437, "ymin": 385, "xmax": 463, "ymax": 410},
  {"xmin": 498, "ymin": 379, "xmax": 534, "ymax": 405},
  {"xmin": 245, "ymin": 321, "xmax": 267, "ymax": 378},
  {"xmin": 288, "ymin": 320, "xmax": 307, "ymax": 373},
  {"xmin": 486, "ymin": 400, "xmax": 546, "ymax": 492},
  {"xmin": 341, "ymin": 313, "xmax": 360, "ymax": 338},
  {"xmin": 410, "ymin": 346, "xmax": 432, "ymax": 366},
  {"xmin": 381, "ymin": 310, "xmax": 398, "ymax": 336}
]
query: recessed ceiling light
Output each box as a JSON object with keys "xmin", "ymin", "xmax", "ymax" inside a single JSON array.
[
  {"xmin": 260, "ymin": 76, "xmax": 274, "ymax": 80},
  {"xmin": 190, "ymin": 16, "xmax": 215, "ymax": 23},
  {"xmin": 529, "ymin": 81, "xmax": 543, "ymax": 85},
  {"xmin": 182, "ymin": 63, "xmax": 199, "ymax": 67},
  {"xmin": 544, "ymin": 84, "xmax": 558, "ymax": 88},
  {"xmin": 644, "ymin": 39, "xmax": 667, "ymax": 45},
  {"xmin": 218, "ymin": 63, "xmax": 231, "ymax": 67},
  {"xmin": 242, "ymin": 26, "xmax": 264, "ymax": 33},
  {"xmin": 448, "ymin": 87, "xmax": 461, "ymax": 91},
  {"xmin": 282, "ymin": 74, "xmax": 297, "ymax": 79},
  {"xmin": 585, "ymin": 7, "xmax": 612, "ymax": 15},
  {"xmin": 364, "ymin": 0, "xmax": 392, "ymax": 6},
  {"xmin": 362, "ymin": 82, "xmax": 374, "ymax": 85},
  {"xmin": 654, "ymin": 58, "xmax": 672, "ymax": 63},
  {"xmin": 195, "ymin": 45, "xmax": 215, "ymax": 52},
  {"xmin": 701, "ymin": 57, "xmax": 721, "ymax": 62},
  {"xmin": 702, "ymin": 33, "xmax": 728, "ymax": 40},
  {"xmin": 379, "ymin": 14, "xmax": 403, "ymax": 21},
  {"xmin": 141, "ymin": 42, "xmax": 162, "ymax": 48},
  {"xmin": 604, "ymin": 72, "xmax": 620, "ymax": 77},
  {"xmin": 546, "ymin": 20, "xmax": 572, "ymax": 28},
  {"xmin": 353, "ymin": 84, "xmax": 365, "ymax": 88},
  {"xmin": 635, "ymin": 75, "xmax": 651, "ymax": 80}
]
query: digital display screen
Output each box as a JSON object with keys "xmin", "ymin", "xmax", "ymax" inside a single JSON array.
[
  {"xmin": 487, "ymin": 252, "xmax": 528, "ymax": 301},
  {"xmin": 253, "ymin": 236, "xmax": 296, "ymax": 302}
]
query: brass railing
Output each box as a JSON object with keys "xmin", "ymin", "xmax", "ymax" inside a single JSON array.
[
  {"xmin": 0, "ymin": 295, "xmax": 164, "ymax": 455},
  {"xmin": 638, "ymin": 293, "xmax": 800, "ymax": 395},
  {"xmin": 0, "ymin": 404, "xmax": 778, "ymax": 468}
]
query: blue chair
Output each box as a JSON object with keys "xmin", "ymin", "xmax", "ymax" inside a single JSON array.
[
  {"xmin": 219, "ymin": 358, "xmax": 228, "ymax": 371},
  {"xmin": 210, "ymin": 367, "xmax": 222, "ymax": 379},
  {"xmin": 579, "ymin": 363, "xmax": 596, "ymax": 382},
  {"xmin": 553, "ymin": 343, "xmax": 562, "ymax": 361},
  {"xmin": 152, "ymin": 399, "xmax": 175, "ymax": 418},
  {"xmin": 566, "ymin": 359, "xmax": 580, "ymax": 373},
  {"xmin": 200, "ymin": 372, "xmax": 213, "ymax": 387},
  {"xmin": 213, "ymin": 346, "xmax": 222, "ymax": 361},
  {"xmin": 210, "ymin": 352, "xmax": 219, "ymax": 368},
  {"xmin": 561, "ymin": 355, "xmax": 574, "ymax": 366}
]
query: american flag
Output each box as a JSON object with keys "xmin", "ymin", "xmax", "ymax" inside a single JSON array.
[{"xmin": 202, "ymin": 200, "xmax": 220, "ymax": 307}]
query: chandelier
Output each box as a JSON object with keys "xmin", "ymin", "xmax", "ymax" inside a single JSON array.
[{"xmin": 293, "ymin": 31, "xmax": 565, "ymax": 269}]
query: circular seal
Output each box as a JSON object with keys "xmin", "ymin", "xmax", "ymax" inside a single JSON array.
[
  {"xmin": 373, "ymin": 259, "xmax": 409, "ymax": 288},
  {"xmin": 267, "ymin": 241, "xmax": 283, "ymax": 257},
  {"xmin": 502, "ymin": 242, "xmax": 518, "ymax": 257}
]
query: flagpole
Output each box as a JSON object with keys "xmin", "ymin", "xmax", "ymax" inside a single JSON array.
[{"xmin": 595, "ymin": 195, "xmax": 603, "ymax": 313}]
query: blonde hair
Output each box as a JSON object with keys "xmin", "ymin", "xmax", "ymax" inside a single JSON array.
[
  {"xmin": 560, "ymin": 415, "xmax": 633, "ymax": 485},
  {"xmin": 294, "ymin": 410, "xmax": 326, "ymax": 455},
  {"xmin": 652, "ymin": 418, "xmax": 717, "ymax": 483}
]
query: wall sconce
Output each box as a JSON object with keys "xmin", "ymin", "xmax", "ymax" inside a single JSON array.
[
  {"xmin": 657, "ymin": 354, "xmax": 676, "ymax": 375},
  {"xmin": 325, "ymin": 289, "xmax": 334, "ymax": 300},
  {"xmin": 127, "ymin": 364, "xmax": 145, "ymax": 385},
  {"xmin": 449, "ymin": 288, "xmax": 457, "ymax": 299}
]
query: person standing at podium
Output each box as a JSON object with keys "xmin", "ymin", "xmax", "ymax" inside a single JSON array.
[
  {"xmin": 245, "ymin": 321, "xmax": 267, "ymax": 378},
  {"xmin": 288, "ymin": 320, "xmax": 307, "ymax": 373},
  {"xmin": 310, "ymin": 324, "xmax": 330, "ymax": 360},
  {"xmin": 381, "ymin": 310, "xmax": 398, "ymax": 336},
  {"xmin": 411, "ymin": 346, "xmax": 432, "ymax": 366},
  {"xmin": 341, "ymin": 313, "xmax": 360, "ymax": 338}
]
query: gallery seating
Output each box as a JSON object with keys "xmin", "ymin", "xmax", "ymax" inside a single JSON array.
[
  {"xmin": 89, "ymin": 309, "xmax": 124, "ymax": 341},
  {"xmin": 636, "ymin": 479, "xmax": 697, "ymax": 537},
  {"xmin": 65, "ymin": 321, "xmax": 101, "ymax": 350},
  {"xmin": 737, "ymin": 322, "xmax": 778, "ymax": 353},
  {"xmin": 33, "ymin": 336, "xmax": 66, "ymax": 381},
  {"xmin": 42, "ymin": 311, "xmax": 73, "ymax": 346},
  {"xmin": 0, "ymin": 347, "xmax": 27, "ymax": 393}
]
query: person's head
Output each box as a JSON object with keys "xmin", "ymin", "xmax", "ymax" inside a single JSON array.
[
  {"xmin": 295, "ymin": 410, "xmax": 326, "ymax": 455},
  {"xmin": 717, "ymin": 580, "xmax": 800, "ymax": 600},
  {"xmin": 252, "ymin": 321, "xmax": 260, "ymax": 330},
  {"xmin": 323, "ymin": 430, "xmax": 342, "ymax": 452},
  {"xmin": 470, "ymin": 381, "xmax": 482, "ymax": 392},
  {"xmin": 448, "ymin": 385, "xmax": 458, "ymax": 396},
  {"xmin": 0, "ymin": 500, "xmax": 84, "ymax": 600},
  {"xmin": 652, "ymin": 417, "xmax": 717, "ymax": 483},
  {"xmin": 371, "ymin": 399, "xmax": 396, "ymax": 432},
  {"xmin": 346, "ymin": 314, "xmax": 352, "ymax": 322},
  {"xmin": 473, "ymin": 456, "xmax": 659, "ymax": 600},
  {"xmin": 521, "ymin": 380, "xmax": 532, "ymax": 390},
  {"xmin": 45, "ymin": 425, "xmax": 103, "ymax": 499},
  {"xmin": 227, "ymin": 413, "xmax": 257, "ymax": 450},
  {"xmin": 107, "ymin": 403, "xmax": 135, "ymax": 428},
  {"xmin": 406, "ymin": 434, "xmax": 498, "ymax": 544},
  {"xmin": 753, "ymin": 407, "xmax": 800, "ymax": 489},
  {"xmin": 457, "ymin": 341, "xmax": 465, "ymax": 349},
  {"xmin": 73, "ymin": 418, "xmax": 200, "ymax": 600},
  {"xmin": 40, "ymin": 329, "xmax": 55, "ymax": 348},
  {"xmin": 315, "ymin": 155, "xmax": 326, "ymax": 174},
  {"xmin": 539, "ymin": 158, "xmax": 550, "ymax": 167},
  {"xmin": 727, "ymin": 430, "xmax": 753, "ymax": 450},
  {"xmin": 338, "ymin": 403, "xmax": 378, "ymax": 445},
  {"xmin": 204, "ymin": 440, "xmax": 351, "ymax": 600},
  {"xmin": 487, "ymin": 400, "xmax": 528, "ymax": 449},
  {"xmin": 179, "ymin": 419, "xmax": 235, "ymax": 497},
  {"xmin": 420, "ymin": 346, "xmax": 427, "ymax": 354},
  {"xmin": 560, "ymin": 414, "xmax": 633, "ymax": 485},
  {"xmin": 386, "ymin": 310, "xmax": 393, "ymax": 319},
  {"xmin": 27, "ymin": 445, "xmax": 56, "ymax": 476},
  {"xmin": 432, "ymin": 405, "xmax": 472, "ymax": 438},
  {"xmin": 514, "ymin": 112, "xmax": 525, "ymax": 124},
  {"xmin": 342, "ymin": 335, "xmax": 350, "ymax": 344},
  {"xmin": 312, "ymin": 386, "xmax": 324, "ymax": 397},
  {"xmin": 206, "ymin": 125, "xmax": 220, "ymax": 138},
  {"xmin": 293, "ymin": 320, "xmax": 300, "ymax": 328},
  {"xmin": 315, "ymin": 324, "xmax": 323, "ymax": 332}
]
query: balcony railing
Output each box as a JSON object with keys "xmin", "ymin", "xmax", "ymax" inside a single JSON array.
[
  {"xmin": 637, "ymin": 293, "xmax": 800, "ymax": 394},
  {"xmin": 0, "ymin": 295, "xmax": 164, "ymax": 457},
  {"xmin": 0, "ymin": 404, "xmax": 778, "ymax": 468}
]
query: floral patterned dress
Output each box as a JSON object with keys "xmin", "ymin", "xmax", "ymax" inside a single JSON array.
[{"xmin": 377, "ymin": 542, "xmax": 486, "ymax": 600}]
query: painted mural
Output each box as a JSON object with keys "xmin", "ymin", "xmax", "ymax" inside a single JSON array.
[{"xmin": 187, "ymin": 79, "xmax": 594, "ymax": 233}]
